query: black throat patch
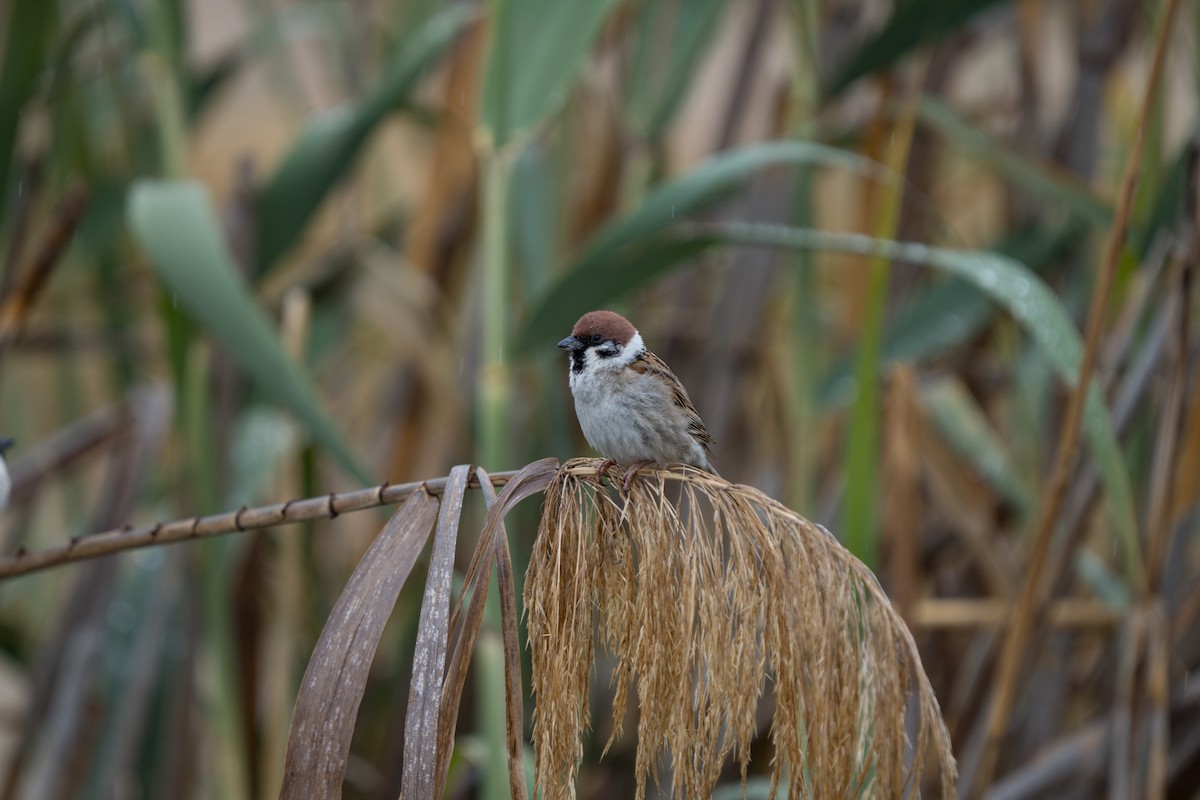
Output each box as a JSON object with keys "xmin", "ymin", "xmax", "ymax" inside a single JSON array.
[{"xmin": 570, "ymin": 349, "xmax": 586, "ymax": 374}]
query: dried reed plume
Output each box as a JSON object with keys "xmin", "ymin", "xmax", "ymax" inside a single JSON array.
[{"xmin": 525, "ymin": 459, "xmax": 956, "ymax": 799}]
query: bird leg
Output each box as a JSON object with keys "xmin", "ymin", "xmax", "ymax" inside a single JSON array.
[
  {"xmin": 594, "ymin": 458, "xmax": 618, "ymax": 483},
  {"xmin": 621, "ymin": 460, "xmax": 654, "ymax": 493}
]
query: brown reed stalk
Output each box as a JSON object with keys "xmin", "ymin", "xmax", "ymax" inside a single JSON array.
[
  {"xmin": 970, "ymin": 0, "xmax": 1181, "ymax": 792},
  {"xmin": 0, "ymin": 469, "xmax": 521, "ymax": 579},
  {"xmin": 0, "ymin": 182, "xmax": 88, "ymax": 351},
  {"xmin": 525, "ymin": 459, "xmax": 956, "ymax": 800}
]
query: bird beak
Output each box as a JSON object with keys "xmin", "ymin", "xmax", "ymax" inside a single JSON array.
[
  {"xmin": 0, "ymin": 438, "xmax": 14, "ymax": 455},
  {"xmin": 557, "ymin": 336, "xmax": 584, "ymax": 351}
]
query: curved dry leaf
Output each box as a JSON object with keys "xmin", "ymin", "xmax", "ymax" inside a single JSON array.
[
  {"xmin": 435, "ymin": 475, "xmax": 499, "ymax": 795},
  {"xmin": 279, "ymin": 489, "xmax": 439, "ymax": 800},
  {"xmin": 402, "ymin": 465, "xmax": 472, "ymax": 797},
  {"xmin": 426, "ymin": 458, "xmax": 555, "ymax": 797},
  {"xmin": 434, "ymin": 466, "xmax": 534, "ymax": 799},
  {"xmin": 494, "ymin": 493, "xmax": 530, "ymax": 800}
]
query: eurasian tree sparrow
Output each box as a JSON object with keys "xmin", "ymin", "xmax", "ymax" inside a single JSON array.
[{"xmin": 558, "ymin": 311, "xmax": 715, "ymax": 487}]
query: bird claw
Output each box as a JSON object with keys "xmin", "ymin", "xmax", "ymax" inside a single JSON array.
[
  {"xmin": 621, "ymin": 460, "xmax": 653, "ymax": 493},
  {"xmin": 595, "ymin": 458, "xmax": 618, "ymax": 483}
]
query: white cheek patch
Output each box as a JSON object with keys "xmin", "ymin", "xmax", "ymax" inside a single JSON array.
[
  {"xmin": 619, "ymin": 333, "xmax": 645, "ymax": 365},
  {"xmin": 585, "ymin": 349, "xmax": 602, "ymax": 371}
]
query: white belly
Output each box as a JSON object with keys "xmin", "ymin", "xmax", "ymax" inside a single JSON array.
[{"xmin": 569, "ymin": 371, "xmax": 708, "ymax": 468}]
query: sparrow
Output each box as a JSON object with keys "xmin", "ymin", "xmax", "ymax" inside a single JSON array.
[{"xmin": 557, "ymin": 311, "xmax": 715, "ymax": 488}]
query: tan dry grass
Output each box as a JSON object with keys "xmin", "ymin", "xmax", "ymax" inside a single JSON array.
[{"xmin": 525, "ymin": 459, "xmax": 955, "ymax": 799}]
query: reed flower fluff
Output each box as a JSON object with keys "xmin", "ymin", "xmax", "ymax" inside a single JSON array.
[{"xmin": 525, "ymin": 459, "xmax": 956, "ymax": 799}]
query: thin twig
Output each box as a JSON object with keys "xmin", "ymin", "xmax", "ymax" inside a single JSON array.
[
  {"xmin": 1110, "ymin": 609, "xmax": 1143, "ymax": 800},
  {"xmin": 7, "ymin": 389, "xmax": 150, "ymax": 504},
  {"xmin": 0, "ymin": 470, "xmax": 521, "ymax": 580},
  {"xmin": 969, "ymin": 0, "xmax": 1181, "ymax": 793},
  {"xmin": 885, "ymin": 367, "xmax": 922, "ymax": 621},
  {"xmin": 987, "ymin": 722, "xmax": 1108, "ymax": 800},
  {"xmin": 1044, "ymin": 296, "xmax": 1176, "ymax": 601},
  {"xmin": 1144, "ymin": 600, "xmax": 1169, "ymax": 798},
  {"xmin": 0, "ymin": 182, "xmax": 89, "ymax": 351},
  {"xmin": 1144, "ymin": 260, "xmax": 1190, "ymax": 586},
  {"xmin": 910, "ymin": 598, "xmax": 1123, "ymax": 630}
]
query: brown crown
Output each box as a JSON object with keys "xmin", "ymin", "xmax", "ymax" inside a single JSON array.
[{"xmin": 570, "ymin": 310, "xmax": 638, "ymax": 346}]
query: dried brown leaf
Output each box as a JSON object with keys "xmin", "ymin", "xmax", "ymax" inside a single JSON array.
[
  {"xmin": 494, "ymin": 478, "xmax": 530, "ymax": 800},
  {"xmin": 433, "ymin": 469, "xmax": 502, "ymax": 794},
  {"xmin": 279, "ymin": 489, "xmax": 439, "ymax": 800},
  {"xmin": 433, "ymin": 459, "xmax": 558, "ymax": 797},
  {"xmin": 402, "ymin": 465, "xmax": 472, "ymax": 797}
]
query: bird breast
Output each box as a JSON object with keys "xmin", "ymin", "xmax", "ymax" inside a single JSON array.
[{"xmin": 569, "ymin": 369, "xmax": 700, "ymax": 466}]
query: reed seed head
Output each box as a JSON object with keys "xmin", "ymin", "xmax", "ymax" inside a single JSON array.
[{"xmin": 525, "ymin": 459, "xmax": 956, "ymax": 799}]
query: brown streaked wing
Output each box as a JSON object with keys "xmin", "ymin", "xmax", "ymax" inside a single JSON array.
[{"xmin": 630, "ymin": 350, "xmax": 715, "ymax": 455}]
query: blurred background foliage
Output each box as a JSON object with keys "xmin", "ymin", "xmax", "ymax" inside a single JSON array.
[{"xmin": 0, "ymin": 0, "xmax": 1197, "ymax": 797}]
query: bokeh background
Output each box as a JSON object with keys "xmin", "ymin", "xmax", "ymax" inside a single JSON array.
[{"xmin": 0, "ymin": 0, "xmax": 1197, "ymax": 797}]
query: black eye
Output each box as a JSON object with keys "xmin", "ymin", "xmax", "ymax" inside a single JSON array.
[{"xmin": 587, "ymin": 334, "xmax": 604, "ymax": 346}]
